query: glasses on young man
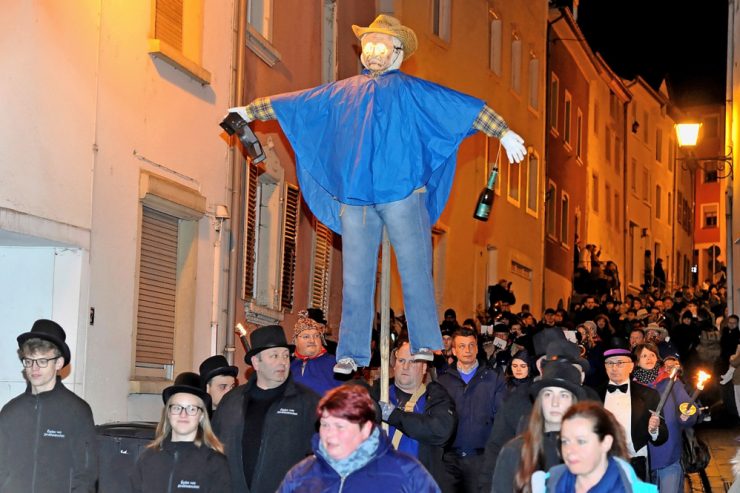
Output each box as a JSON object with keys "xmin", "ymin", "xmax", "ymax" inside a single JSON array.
[
  {"xmin": 168, "ymin": 404, "xmax": 203, "ymax": 416},
  {"xmin": 21, "ymin": 356, "xmax": 61, "ymax": 368}
]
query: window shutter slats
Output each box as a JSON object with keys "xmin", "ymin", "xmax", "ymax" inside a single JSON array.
[
  {"xmin": 243, "ymin": 164, "xmax": 258, "ymax": 300},
  {"xmin": 136, "ymin": 207, "xmax": 178, "ymax": 366},
  {"xmin": 280, "ymin": 184, "xmax": 300, "ymax": 310},
  {"xmin": 310, "ymin": 221, "xmax": 332, "ymax": 314},
  {"xmin": 155, "ymin": 0, "xmax": 183, "ymax": 51}
]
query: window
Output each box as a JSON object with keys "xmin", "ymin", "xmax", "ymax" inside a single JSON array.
[
  {"xmin": 489, "ymin": 16, "xmax": 502, "ymax": 75},
  {"xmin": 642, "ymin": 167, "xmax": 650, "ymax": 202},
  {"xmin": 528, "ymin": 56, "xmax": 539, "ymax": 110},
  {"xmin": 703, "ymin": 115, "xmax": 719, "ymax": 138},
  {"xmin": 309, "ymin": 220, "xmax": 333, "ymax": 315},
  {"xmin": 507, "ymin": 157, "xmax": 520, "ymax": 205},
  {"xmin": 614, "ymin": 136, "xmax": 622, "ymax": 175},
  {"xmin": 605, "ymin": 127, "xmax": 612, "ymax": 163},
  {"xmin": 243, "ymin": 162, "xmax": 301, "ymax": 315},
  {"xmin": 592, "ymin": 173, "xmax": 599, "ymax": 213},
  {"xmin": 526, "ymin": 152, "xmax": 539, "ymax": 214},
  {"xmin": 642, "ymin": 110, "xmax": 649, "ymax": 142},
  {"xmin": 677, "ymin": 191, "xmax": 684, "ymax": 226},
  {"xmin": 576, "ymin": 109, "xmax": 583, "ymax": 159},
  {"xmin": 510, "ymin": 37, "xmax": 522, "ymax": 94},
  {"xmin": 135, "ymin": 172, "xmax": 206, "ymax": 379},
  {"xmin": 655, "ymin": 128, "xmax": 663, "ymax": 162},
  {"xmin": 609, "ymin": 91, "xmax": 619, "ymax": 119},
  {"xmin": 594, "ymin": 102, "xmax": 600, "ymax": 134},
  {"xmin": 549, "ymin": 74, "xmax": 559, "ymax": 133},
  {"xmin": 630, "ymin": 159, "xmax": 637, "ymax": 193},
  {"xmin": 704, "ymin": 163, "xmax": 719, "ymax": 183},
  {"xmin": 668, "ymin": 192, "xmax": 673, "ymax": 224},
  {"xmin": 614, "ymin": 192, "xmax": 620, "ymax": 229},
  {"xmin": 546, "ymin": 181, "xmax": 557, "ymax": 237},
  {"xmin": 560, "ymin": 192, "xmax": 570, "ymax": 245},
  {"xmin": 148, "ymin": 0, "xmax": 211, "ymax": 84},
  {"xmin": 703, "ymin": 203, "xmax": 719, "ymax": 228},
  {"xmin": 668, "ymin": 138, "xmax": 675, "ymax": 172},
  {"xmin": 605, "ymin": 183, "xmax": 612, "ymax": 224},
  {"xmin": 655, "ymin": 185, "xmax": 662, "ymax": 219},
  {"xmin": 246, "ymin": 0, "xmax": 280, "ymax": 66},
  {"xmin": 248, "ymin": 0, "xmax": 273, "ymax": 40},
  {"xmin": 432, "ymin": 0, "xmax": 452, "ymax": 43},
  {"xmin": 563, "ymin": 90, "xmax": 572, "ymax": 145}
]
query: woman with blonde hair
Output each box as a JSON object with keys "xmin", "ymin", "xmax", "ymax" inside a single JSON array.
[{"xmin": 131, "ymin": 372, "xmax": 231, "ymax": 492}]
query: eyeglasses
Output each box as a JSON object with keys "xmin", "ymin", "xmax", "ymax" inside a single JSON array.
[
  {"xmin": 168, "ymin": 404, "xmax": 203, "ymax": 416},
  {"xmin": 604, "ymin": 361, "xmax": 632, "ymax": 368},
  {"xmin": 297, "ymin": 334, "xmax": 322, "ymax": 341},
  {"xmin": 21, "ymin": 356, "xmax": 61, "ymax": 368}
]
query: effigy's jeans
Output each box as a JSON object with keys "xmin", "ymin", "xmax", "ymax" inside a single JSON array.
[{"xmin": 337, "ymin": 191, "xmax": 443, "ymax": 366}]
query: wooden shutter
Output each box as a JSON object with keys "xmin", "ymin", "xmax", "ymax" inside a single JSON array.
[
  {"xmin": 155, "ymin": 0, "xmax": 183, "ymax": 51},
  {"xmin": 280, "ymin": 184, "xmax": 300, "ymax": 310},
  {"xmin": 309, "ymin": 221, "xmax": 332, "ymax": 314},
  {"xmin": 136, "ymin": 207, "xmax": 178, "ymax": 365},
  {"xmin": 243, "ymin": 164, "xmax": 258, "ymax": 300}
]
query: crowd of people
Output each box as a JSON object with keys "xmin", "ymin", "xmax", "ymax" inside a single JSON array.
[{"xmin": 2, "ymin": 277, "xmax": 739, "ymax": 492}]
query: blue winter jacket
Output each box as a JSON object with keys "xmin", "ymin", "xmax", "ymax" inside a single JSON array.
[
  {"xmin": 437, "ymin": 364, "xmax": 506, "ymax": 451},
  {"xmin": 277, "ymin": 428, "xmax": 441, "ymax": 492},
  {"xmin": 290, "ymin": 351, "xmax": 343, "ymax": 396}
]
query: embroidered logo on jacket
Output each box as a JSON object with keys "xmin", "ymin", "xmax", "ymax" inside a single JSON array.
[
  {"xmin": 177, "ymin": 480, "xmax": 200, "ymax": 489},
  {"xmin": 43, "ymin": 429, "xmax": 65, "ymax": 439},
  {"xmin": 276, "ymin": 407, "xmax": 298, "ymax": 416}
]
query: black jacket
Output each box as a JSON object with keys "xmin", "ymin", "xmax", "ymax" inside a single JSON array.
[
  {"xmin": 491, "ymin": 432, "xmax": 560, "ymax": 493},
  {"xmin": 212, "ymin": 374, "xmax": 319, "ymax": 493},
  {"xmin": 370, "ymin": 380, "xmax": 457, "ymax": 487},
  {"xmin": 0, "ymin": 378, "xmax": 97, "ymax": 492},
  {"xmin": 131, "ymin": 440, "xmax": 231, "ymax": 492},
  {"xmin": 599, "ymin": 381, "xmax": 668, "ymax": 452}
]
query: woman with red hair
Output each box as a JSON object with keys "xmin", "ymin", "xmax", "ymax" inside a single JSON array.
[{"xmin": 278, "ymin": 384, "xmax": 440, "ymax": 492}]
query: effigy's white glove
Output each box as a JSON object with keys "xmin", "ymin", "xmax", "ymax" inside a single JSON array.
[
  {"xmin": 227, "ymin": 106, "xmax": 253, "ymax": 123},
  {"xmin": 501, "ymin": 130, "xmax": 527, "ymax": 163},
  {"xmin": 720, "ymin": 367, "xmax": 735, "ymax": 385}
]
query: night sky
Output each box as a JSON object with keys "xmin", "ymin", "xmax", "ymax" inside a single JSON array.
[{"xmin": 576, "ymin": 0, "xmax": 727, "ymax": 108}]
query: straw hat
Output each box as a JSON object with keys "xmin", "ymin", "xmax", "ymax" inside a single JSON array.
[{"xmin": 352, "ymin": 15, "xmax": 418, "ymax": 58}]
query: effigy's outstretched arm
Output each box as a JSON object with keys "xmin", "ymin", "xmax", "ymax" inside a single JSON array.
[
  {"xmin": 229, "ymin": 97, "xmax": 276, "ymax": 123},
  {"xmin": 474, "ymin": 105, "xmax": 527, "ymax": 163}
]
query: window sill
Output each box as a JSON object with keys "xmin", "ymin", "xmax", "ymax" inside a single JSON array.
[
  {"xmin": 245, "ymin": 299, "xmax": 284, "ymax": 325},
  {"xmin": 148, "ymin": 38, "xmax": 211, "ymax": 85},
  {"xmin": 129, "ymin": 377, "xmax": 172, "ymax": 395},
  {"xmin": 246, "ymin": 24, "xmax": 281, "ymax": 67}
]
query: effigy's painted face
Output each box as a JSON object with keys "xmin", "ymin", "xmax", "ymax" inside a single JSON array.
[{"xmin": 360, "ymin": 32, "xmax": 403, "ymax": 72}]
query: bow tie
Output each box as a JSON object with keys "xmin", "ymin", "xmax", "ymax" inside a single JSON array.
[{"xmin": 607, "ymin": 383, "xmax": 628, "ymax": 394}]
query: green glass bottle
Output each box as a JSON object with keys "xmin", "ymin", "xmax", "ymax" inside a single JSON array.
[{"xmin": 473, "ymin": 167, "xmax": 498, "ymax": 221}]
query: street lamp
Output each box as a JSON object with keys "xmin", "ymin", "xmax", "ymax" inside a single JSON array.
[{"xmin": 675, "ymin": 122, "xmax": 733, "ymax": 178}]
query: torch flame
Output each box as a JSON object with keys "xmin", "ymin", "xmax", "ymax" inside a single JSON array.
[
  {"xmin": 235, "ymin": 323, "xmax": 247, "ymax": 337},
  {"xmin": 697, "ymin": 370, "xmax": 711, "ymax": 391}
]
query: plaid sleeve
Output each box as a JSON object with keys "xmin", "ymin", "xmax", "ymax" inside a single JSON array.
[
  {"xmin": 245, "ymin": 97, "xmax": 276, "ymax": 121},
  {"xmin": 473, "ymin": 105, "xmax": 509, "ymax": 138}
]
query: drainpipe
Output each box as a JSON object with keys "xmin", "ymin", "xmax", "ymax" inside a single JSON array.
[
  {"xmin": 224, "ymin": 0, "xmax": 248, "ymax": 364},
  {"xmin": 727, "ymin": 0, "xmax": 735, "ymax": 315}
]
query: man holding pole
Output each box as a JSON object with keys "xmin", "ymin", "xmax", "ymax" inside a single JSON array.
[{"xmin": 225, "ymin": 15, "xmax": 526, "ymax": 375}]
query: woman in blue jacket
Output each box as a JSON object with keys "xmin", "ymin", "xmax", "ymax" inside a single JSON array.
[{"xmin": 278, "ymin": 384, "xmax": 440, "ymax": 492}]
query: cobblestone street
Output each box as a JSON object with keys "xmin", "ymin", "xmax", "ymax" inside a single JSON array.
[{"xmin": 688, "ymin": 421, "xmax": 740, "ymax": 492}]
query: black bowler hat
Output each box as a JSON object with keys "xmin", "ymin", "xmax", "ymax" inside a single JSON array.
[
  {"xmin": 17, "ymin": 319, "xmax": 71, "ymax": 367},
  {"xmin": 529, "ymin": 359, "xmax": 587, "ymax": 401},
  {"xmin": 245, "ymin": 325, "xmax": 290, "ymax": 365},
  {"xmin": 543, "ymin": 339, "xmax": 591, "ymax": 373},
  {"xmin": 162, "ymin": 372, "xmax": 212, "ymax": 411},
  {"xmin": 199, "ymin": 355, "xmax": 238, "ymax": 387}
]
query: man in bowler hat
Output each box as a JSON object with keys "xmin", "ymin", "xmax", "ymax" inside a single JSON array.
[
  {"xmin": 199, "ymin": 355, "xmax": 238, "ymax": 410},
  {"xmin": 212, "ymin": 324, "xmax": 320, "ymax": 493},
  {"xmin": 0, "ymin": 319, "xmax": 98, "ymax": 491}
]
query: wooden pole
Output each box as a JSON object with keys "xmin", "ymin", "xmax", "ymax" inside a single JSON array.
[{"xmin": 379, "ymin": 227, "xmax": 391, "ymax": 431}]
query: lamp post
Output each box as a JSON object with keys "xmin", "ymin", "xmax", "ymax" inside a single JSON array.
[{"xmin": 675, "ymin": 122, "xmax": 733, "ymax": 304}]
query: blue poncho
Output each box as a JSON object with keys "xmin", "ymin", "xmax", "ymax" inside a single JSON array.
[{"xmin": 271, "ymin": 69, "xmax": 484, "ymax": 233}]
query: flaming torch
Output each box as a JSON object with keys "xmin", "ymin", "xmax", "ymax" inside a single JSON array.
[
  {"xmin": 679, "ymin": 370, "xmax": 711, "ymax": 416},
  {"xmin": 235, "ymin": 323, "xmax": 251, "ymax": 353}
]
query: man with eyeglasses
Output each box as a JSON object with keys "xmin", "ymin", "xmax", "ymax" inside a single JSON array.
[
  {"xmin": 373, "ymin": 340, "xmax": 456, "ymax": 489},
  {"xmin": 0, "ymin": 319, "xmax": 98, "ymax": 492},
  {"xmin": 600, "ymin": 345, "xmax": 667, "ymax": 482},
  {"xmin": 437, "ymin": 327, "xmax": 506, "ymax": 493},
  {"xmin": 289, "ymin": 310, "xmax": 344, "ymax": 396},
  {"xmin": 212, "ymin": 324, "xmax": 319, "ymax": 493}
]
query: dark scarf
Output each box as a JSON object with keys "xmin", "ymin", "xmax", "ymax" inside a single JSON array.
[
  {"xmin": 632, "ymin": 365, "xmax": 660, "ymax": 385},
  {"xmin": 555, "ymin": 456, "xmax": 625, "ymax": 493}
]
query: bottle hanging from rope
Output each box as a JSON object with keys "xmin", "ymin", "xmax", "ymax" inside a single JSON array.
[{"xmin": 473, "ymin": 166, "xmax": 498, "ymax": 221}]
